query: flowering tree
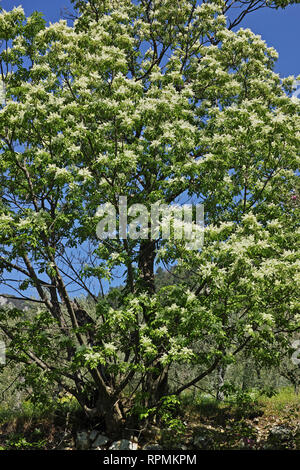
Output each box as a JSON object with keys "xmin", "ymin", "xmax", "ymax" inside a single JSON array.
[{"xmin": 0, "ymin": 0, "xmax": 299, "ymax": 433}]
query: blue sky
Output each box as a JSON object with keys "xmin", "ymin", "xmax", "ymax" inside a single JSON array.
[{"xmin": 1, "ymin": 0, "xmax": 299, "ymax": 77}]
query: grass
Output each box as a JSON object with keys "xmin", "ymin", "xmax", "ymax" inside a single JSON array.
[
  {"xmin": 181, "ymin": 389, "xmax": 263, "ymax": 421},
  {"xmin": 0, "ymin": 396, "xmax": 83, "ymax": 450},
  {"xmin": 258, "ymin": 386, "xmax": 300, "ymax": 414},
  {"xmin": 182, "ymin": 386, "xmax": 300, "ymax": 414}
]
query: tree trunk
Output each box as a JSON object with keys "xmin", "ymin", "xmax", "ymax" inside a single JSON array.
[
  {"xmin": 84, "ymin": 393, "xmax": 124, "ymax": 436},
  {"xmin": 138, "ymin": 240, "xmax": 170, "ymax": 410},
  {"xmin": 100, "ymin": 398, "xmax": 124, "ymax": 436},
  {"xmin": 144, "ymin": 361, "xmax": 169, "ymax": 409},
  {"xmin": 138, "ymin": 239, "xmax": 156, "ymax": 296},
  {"xmin": 85, "ymin": 368, "xmax": 124, "ymax": 436}
]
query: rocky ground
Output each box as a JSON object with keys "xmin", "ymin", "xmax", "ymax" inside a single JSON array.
[{"xmin": 1, "ymin": 395, "xmax": 299, "ymax": 450}]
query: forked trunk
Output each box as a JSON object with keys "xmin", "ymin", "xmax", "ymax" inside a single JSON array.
[{"xmin": 144, "ymin": 362, "xmax": 169, "ymax": 409}]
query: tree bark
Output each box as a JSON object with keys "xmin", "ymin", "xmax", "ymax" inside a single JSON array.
[
  {"xmin": 216, "ymin": 364, "xmax": 226, "ymax": 401},
  {"xmin": 137, "ymin": 240, "xmax": 170, "ymax": 409},
  {"xmin": 138, "ymin": 239, "xmax": 156, "ymax": 296}
]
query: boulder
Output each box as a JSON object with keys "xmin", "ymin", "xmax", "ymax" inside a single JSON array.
[
  {"xmin": 91, "ymin": 434, "xmax": 109, "ymax": 449},
  {"xmin": 76, "ymin": 431, "xmax": 90, "ymax": 450},
  {"xmin": 268, "ymin": 425, "xmax": 294, "ymax": 442},
  {"xmin": 193, "ymin": 434, "xmax": 213, "ymax": 449},
  {"xmin": 89, "ymin": 430, "xmax": 99, "ymax": 442},
  {"xmin": 266, "ymin": 425, "xmax": 295, "ymax": 449}
]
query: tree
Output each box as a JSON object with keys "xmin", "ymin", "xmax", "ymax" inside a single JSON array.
[{"xmin": 0, "ymin": 0, "xmax": 299, "ymax": 433}]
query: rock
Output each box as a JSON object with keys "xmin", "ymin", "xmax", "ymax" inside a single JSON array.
[
  {"xmin": 91, "ymin": 434, "xmax": 109, "ymax": 448},
  {"xmin": 76, "ymin": 431, "xmax": 90, "ymax": 450},
  {"xmin": 109, "ymin": 439, "xmax": 138, "ymax": 450},
  {"xmin": 143, "ymin": 444, "xmax": 163, "ymax": 450},
  {"xmin": 266, "ymin": 425, "xmax": 295, "ymax": 449},
  {"xmin": 268, "ymin": 425, "xmax": 294, "ymax": 442}
]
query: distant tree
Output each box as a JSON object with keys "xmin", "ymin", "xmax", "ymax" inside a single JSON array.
[{"xmin": 0, "ymin": 1, "xmax": 299, "ymax": 432}]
